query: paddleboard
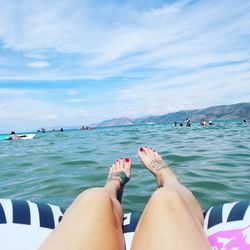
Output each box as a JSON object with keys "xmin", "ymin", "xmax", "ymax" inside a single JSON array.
[
  {"xmin": 15, "ymin": 134, "xmax": 36, "ymax": 140},
  {"xmin": 2, "ymin": 134, "xmax": 36, "ymax": 140}
]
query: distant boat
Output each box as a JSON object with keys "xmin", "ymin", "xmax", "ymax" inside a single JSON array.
[
  {"xmin": 146, "ymin": 122, "xmax": 155, "ymax": 125},
  {"xmin": 80, "ymin": 125, "xmax": 96, "ymax": 130}
]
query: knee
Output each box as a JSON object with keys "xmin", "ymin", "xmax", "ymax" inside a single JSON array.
[
  {"xmin": 151, "ymin": 188, "xmax": 184, "ymax": 207},
  {"xmin": 75, "ymin": 188, "xmax": 114, "ymax": 209}
]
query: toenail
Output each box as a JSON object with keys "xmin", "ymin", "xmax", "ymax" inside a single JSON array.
[
  {"xmin": 125, "ymin": 158, "xmax": 129, "ymax": 162},
  {"xmin": 140, "ymin": 147, "xmax": 144, "ymax": 152}
]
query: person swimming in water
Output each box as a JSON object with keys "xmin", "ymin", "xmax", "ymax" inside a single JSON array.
[
  {"xmin": 200, "ymin": 119, "xmax": 207, "ymax": 126},
  {"xmin": 39, "ymin": 146, "xmax": 210, "ymax": 250},
  {"xmin": 172, "ymin": 121, "xmax": 178, "ymax": 127},
  {"xmin": 185, "ymin": 118, "xmax": 191, "ymax": 127},
  {"xmin": 7, "ymin": 131, "xmax": 19, "ymax": 140}
]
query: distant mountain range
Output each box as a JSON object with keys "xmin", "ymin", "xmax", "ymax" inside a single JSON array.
[{"xmin": 96, "ymin": 102, "xmax": 250, "ymax": 127}]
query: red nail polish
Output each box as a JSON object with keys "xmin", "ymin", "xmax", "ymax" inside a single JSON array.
[
  {"xmin": 125, "ymin": 158, "xmax": 129, "ymax": 162},
  {"xmin": 139, "ymin": 147, "xmax": 144, "ymax": 152}
]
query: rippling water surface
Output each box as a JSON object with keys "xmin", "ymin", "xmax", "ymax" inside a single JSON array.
[{"xmin": 0, "ymin": 121, "xmax": 250, "ymax": 213}]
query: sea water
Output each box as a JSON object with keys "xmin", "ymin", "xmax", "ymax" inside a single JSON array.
[{"xmin": 0, "ymin": 121, "xmax": 250, "ymax": 213}]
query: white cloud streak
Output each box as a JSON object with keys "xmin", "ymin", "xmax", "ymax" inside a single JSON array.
[
  {"xmin": 27, "ymin": 61, "xmax": 50, "ymax": 68},
  {"xmin": 0, "ymin": 0, "xmax": 248, "ymax": 73}
]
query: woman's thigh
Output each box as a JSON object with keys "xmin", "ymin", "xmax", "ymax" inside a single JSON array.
[{"xmin": 39, "ymin": 188, "xmax": 125, "ymax": 250}]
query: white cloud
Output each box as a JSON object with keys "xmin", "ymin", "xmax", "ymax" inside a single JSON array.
[
  {"xmin": 0, "ymin": 96, "xmax": 93, "ymax": 132},
  {"xmin": 68, "ymin": 90, "xmax": 79, "ymax": 96},
  {"xmin": 67, "ymin": 98, "xmax": 85, "ymax": 103},
  {"xmin": 25, "ymin": 52, "xmax": 47, "ymax": 60},
  {"xmin": 0, "ymin": 1, "xmax": 248, "ymax": 66},
  {"xmin": 27, "ymin": 61, "xmax": 50, "ymax": 68}
]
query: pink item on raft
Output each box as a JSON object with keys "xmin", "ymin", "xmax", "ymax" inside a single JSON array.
[
  {"xmin": 203, "ymin": 200, "xmax": 250, "ymax": 250},
  {"xmin": 208, "ymin": 225, "xmax": 250, "ymax": 249}
]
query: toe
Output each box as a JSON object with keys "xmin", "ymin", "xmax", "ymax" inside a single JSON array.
[
  {"xmin": 139, "ymin": 146, "xmax": 145, "ymax": 153},
  {"xmin": 138, "ymin": 147, "xmax": 145, "ymax": 159},
  {"xmin": 124, "ymin": 157, "xmax": 131, "ymax": 169},
  {"xmin": 118, "ymin": 158, "xmax": 124, "ymax": 169},
  {"xmin": 111, "ymin": 162, "xmax": 116, "ymax": 170},
  {"xmin": 148, "ymin": 147, "xmax": 156, "ymax": 157},
  {"xmin": 144, "ymin": 146, "xmax": 150, "ymax": 155}
]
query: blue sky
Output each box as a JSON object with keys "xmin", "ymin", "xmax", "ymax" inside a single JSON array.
[{"xmin": 0, "ymin": 0, "xmax": 250, "ymax": 132}]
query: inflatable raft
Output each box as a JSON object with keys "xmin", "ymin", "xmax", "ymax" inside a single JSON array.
[{"xmin": 0, "ymin": 199, "xmax": 249, "ymax": 249}]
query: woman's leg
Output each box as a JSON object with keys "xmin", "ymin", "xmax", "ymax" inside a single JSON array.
[
  {"xmin": 39, "ymin": 157, "xmax": 132, "ymax": 250},
  {"xmin": 131, "ymin": 146, "xmax": 211, "ymax": 250}
]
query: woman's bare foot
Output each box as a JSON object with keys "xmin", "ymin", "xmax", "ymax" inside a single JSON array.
[
  {"xmin": 105, "ymin": 157, "xmax": 131, "ymax": 202},
  {"xmin": 138, "ymin": 146, "xmax": 176, "ymax": 187}
]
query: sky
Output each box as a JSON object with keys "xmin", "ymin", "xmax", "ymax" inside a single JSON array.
[{"xmin": 0, "ymin": 0, "xmax": 250, "ymax": 133}]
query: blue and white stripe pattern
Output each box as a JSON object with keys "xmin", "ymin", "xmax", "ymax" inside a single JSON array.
[
  {"xmin": 204, "ymin": 199, "xmax": 250, "ymax": 232},
  {"xmin": 1, "ymin": 198, "xmax": 250, "ymax": 250},
  {"xmin": 0, "ymin": 199, "xmax": 64, "ymax": 228}
]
